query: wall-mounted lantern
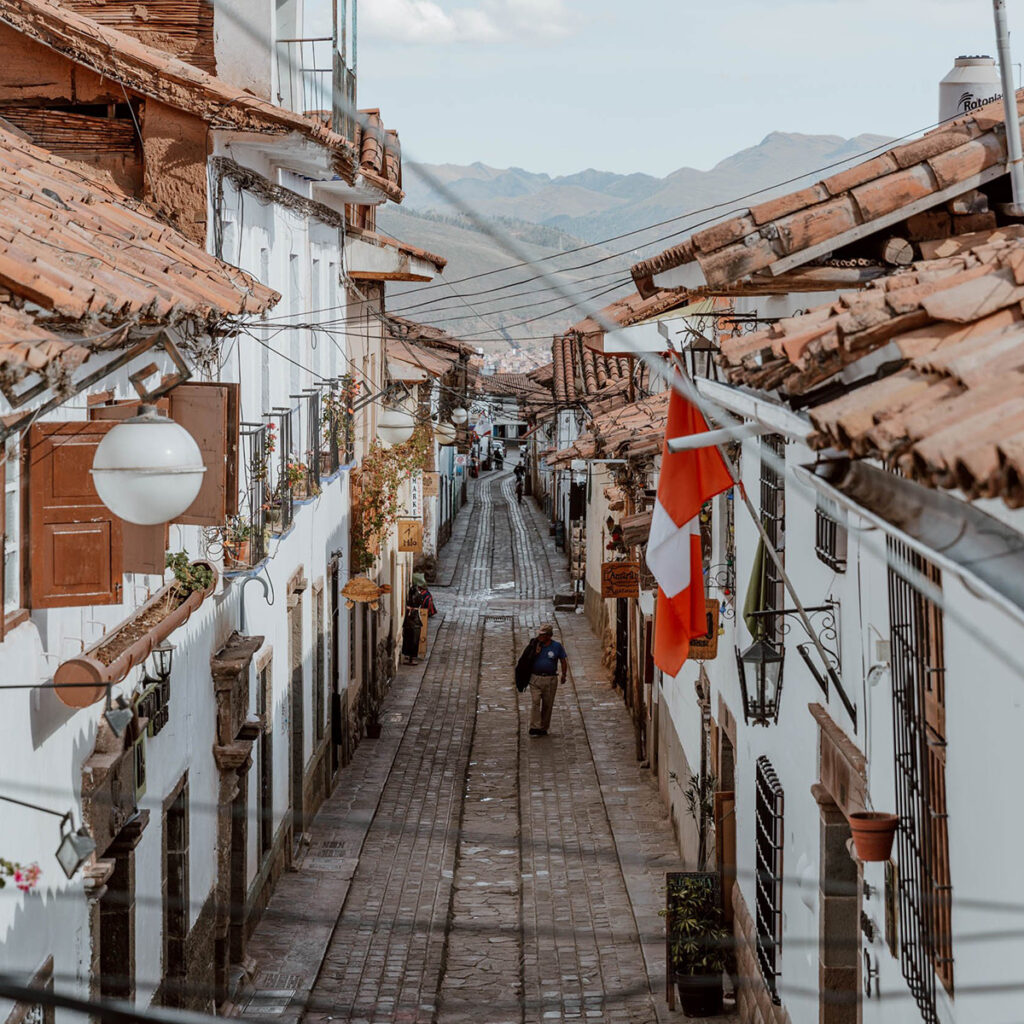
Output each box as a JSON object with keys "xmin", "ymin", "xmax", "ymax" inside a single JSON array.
[{"xmin": 735, "ymin": 638, "xmax": 785, "ymax": 726}]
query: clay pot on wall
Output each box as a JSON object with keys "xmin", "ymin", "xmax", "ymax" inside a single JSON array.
[{"xmin": 849, "ymin": 812, "xmax": 900, "ymax": 862}]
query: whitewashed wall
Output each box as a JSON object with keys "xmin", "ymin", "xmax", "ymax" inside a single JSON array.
[{"xmin": 656, "ymin": 416, "xmax": 1024, "ymax": 1024}]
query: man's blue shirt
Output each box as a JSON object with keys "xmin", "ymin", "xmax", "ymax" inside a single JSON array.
[{"xmin": 532, "ymin": 640, "xmax": 567, "ymax": 675}]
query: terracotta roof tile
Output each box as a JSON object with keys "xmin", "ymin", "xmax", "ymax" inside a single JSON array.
[
  {"xmin": 546, "ymin": 391, "xmax": 670, "ymax": 468},
  {"xmin": 0, "ymin": 122, "xmax": 277, "ymax": 330},
  {"xmin": 631, "ymin": 92, "xmax": 1024, "ymax": 297},
  {"xmin": 717, "ymin": 236, "xmax": 1024, "ymax": 506}
]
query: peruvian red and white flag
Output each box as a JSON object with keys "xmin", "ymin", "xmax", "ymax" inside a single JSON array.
[{"xmin": 648, "ymin": 380, "xmax": 734, "ymax": 676}]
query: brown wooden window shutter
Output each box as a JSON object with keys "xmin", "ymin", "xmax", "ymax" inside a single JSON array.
[
  {"xmin": 169, "ymin": 383, "xmax": 239, "ymax": 526},
  {"xmin": 28, "ymin": 422, "xmax": 123, "ymax": 608},
  {"xmin": 89, "ymin": 401, "xmax": 169, "ymax": 575},
  {"xmin": 0, "ymin": 447, "xmax": 6, "ymax": 641}
]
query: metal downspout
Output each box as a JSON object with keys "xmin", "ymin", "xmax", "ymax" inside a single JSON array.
[{"xmin": 993, "ymin": 0, "xmax": 1024, "ymax": 214}]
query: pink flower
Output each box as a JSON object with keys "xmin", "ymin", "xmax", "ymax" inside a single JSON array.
[{"xmin": 14, "ymin": 864, "xmax": 41, "ymax": 892}]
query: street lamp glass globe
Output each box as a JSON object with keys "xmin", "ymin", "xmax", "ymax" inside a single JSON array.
[
  {"xmin": 91, "ymin": 406, "xmax": 206, "ymax": 525},
  {"xmin": 377, "ymin": 407, "xmax": 416, "ymax": 446},
  {"xmin": 450, "ymin": 407, "xmax": 469, "ymax": 425},
  {"xmin": 434, "ymin": 421, "xmax": 457, "ymax": 445}
]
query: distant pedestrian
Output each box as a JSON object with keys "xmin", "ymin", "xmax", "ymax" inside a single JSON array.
[
  {"xmin": 401, "ymin": 605, "xmax": 422, "ymax": 665},
  {"xmin": 407, "ymin": 573, "xmax": 437, "ymax": 616},
  {"xmin": 515, "ymin": 479, "xmax": 524, "ymax": 505},
  {"xmin": 525, "ymin": 623, "xmax": 567, "ymax": 736},
  {"xmin": 513, "ymin": 463, "xmax": 525, "ymax": 482}
]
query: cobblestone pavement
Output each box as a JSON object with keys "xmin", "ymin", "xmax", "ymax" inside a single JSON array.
[{"xmin": 244, "ymin": 468, "xmax": 690, "ymax": 1024}]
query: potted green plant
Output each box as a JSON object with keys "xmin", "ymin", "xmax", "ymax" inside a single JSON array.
[
  {"xmin": 358, "ymin": 685, "xmax": 384, "ymax": 739},
  {"xmin": 222, "ymin": 515, "xmax": 252, "ymax": 568},
  {"xmin": 664, "ymin": 873, "xmax": 729, "ymax": 1017}
]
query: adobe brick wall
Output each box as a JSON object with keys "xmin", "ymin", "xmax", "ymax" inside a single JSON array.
[
  {"xmin": 141, "ymin": 99, "xmax": 209, "ymax": 245},
  {"xmin": 732, "ymin": 884, "xmax": 792, "ymax": 1024}
]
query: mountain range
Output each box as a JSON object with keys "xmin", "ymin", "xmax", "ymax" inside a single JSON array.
[{"xmin": 377, "ymin": 131, "xmax": 892, "ymax": 364}]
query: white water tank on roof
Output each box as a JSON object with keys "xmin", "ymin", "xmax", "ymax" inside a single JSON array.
[{"xmin": 939, "ymin": 55, "xmax": 1002, "ymax": 123}]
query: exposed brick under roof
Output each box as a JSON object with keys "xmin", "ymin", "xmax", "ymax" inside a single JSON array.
[
  {"xmin": 631, "ymin": 92, "xmax": 1024, "ymax": 298},
  {"xmin": 0, "ymin": 0, "xmax": 402, "ymax": 199}
]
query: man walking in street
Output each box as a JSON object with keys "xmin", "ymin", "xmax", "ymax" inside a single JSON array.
[{"xmin": 527, "ymin": 623, "xmax": 567, "ymax": 736}]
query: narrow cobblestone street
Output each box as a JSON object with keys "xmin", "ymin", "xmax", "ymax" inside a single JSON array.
[{"xmin": 242, "ymin": 472, "xmax": 685, "ymax": 1024}]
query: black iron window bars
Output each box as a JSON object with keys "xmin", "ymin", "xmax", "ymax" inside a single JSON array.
[
  {"xmin": 754, "ymin": 755, "xmax": 784, "ymax": 1003},
  {"xmin": 814, "ymin": 494, "xmax": 848, "ymax": 572},
  {"xmin": 887, "ymin": 538, "xmax": 953, "ymax": 1023}
]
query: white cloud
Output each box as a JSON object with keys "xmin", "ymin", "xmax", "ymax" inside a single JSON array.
[{"xmin": 361, "ymin": 0, "xmax": 574, "ymax": 44}]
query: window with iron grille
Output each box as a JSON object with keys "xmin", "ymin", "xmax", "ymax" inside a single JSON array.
[
  {"xmin": 887, "ymin": 538, "xmax": 953, "ymax": 1021},
  {"xmin": 814, "ymin": 494, "xmax": 847, "ymax": 572},
  {"xmin": 759, "ymin": 434, "xmax": 786, "ymax": 645},
  {"xmin": 754, "ymin": 755, "xmax": 784, "ymax": 1002}
]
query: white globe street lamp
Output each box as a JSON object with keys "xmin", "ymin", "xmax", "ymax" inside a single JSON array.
[
  {"xmin": 91, "ymin": 405, "xmax": 206, "ymax": 525},
  {"xmin": 377, "ymin": 407, "xmax": 416, "ymax": 446},
  {"xmin": 450, "ymin": 407, "xmax": 469, "ymax": 425},
  {"xmin": 434, "ymin": 421, "xmax": 457, "ymax": 445}
]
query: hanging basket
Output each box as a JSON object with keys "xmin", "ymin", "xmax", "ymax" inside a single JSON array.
[{"xmin": 849, "ymin": 812, "xmax": 899, "ymax": 862}]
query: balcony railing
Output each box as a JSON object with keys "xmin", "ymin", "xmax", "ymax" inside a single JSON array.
[
  {"xmin": 293, "ymin": 390, "xmax": 322, "ymax": 494},
  {"xmin": 270, "ymin": 406, "xmax": 296, "ymax": 532},
  {"xmin": 233, "ymin": 422, "xmax": 270, "ymax": 569},
  {"xmin": 276, "ymin": 37, "xmax": 333, "ymax": 120}
]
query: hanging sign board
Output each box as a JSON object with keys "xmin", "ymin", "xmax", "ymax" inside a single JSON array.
[
  {"xmin": 423, "ymin": 471, "xmax": 440, "ymax": 498},
  {"xmin": 398, "ymin": 518, "xmax": 423, "ymax": 552},
  {"xmin": 688, "ymin": 599, "xmax": 720, "ymax": 661},
  {"xmin": 601, "ymin": 560, "xmax": 640, "ymax": 599},
  {"xmin": 406, "ymin": 470, "xmax": 423, "ymax": 519},
  {"xmin": 454, "ymin": 454, "xmax": 468, "ymax": 467}
]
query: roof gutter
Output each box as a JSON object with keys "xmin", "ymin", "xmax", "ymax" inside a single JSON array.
[
  {"xmin": 802, "ymin": 458, "xmax": 1024, "ymax": 626},
  {"xmin": 694, "ymin": 377, "xmax": 812, "ymax": 439}
]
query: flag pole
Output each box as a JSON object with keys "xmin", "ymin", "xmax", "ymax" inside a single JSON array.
[{"xmin": 664, "ymin": 355, "xmax": 841, "ymax": 689}]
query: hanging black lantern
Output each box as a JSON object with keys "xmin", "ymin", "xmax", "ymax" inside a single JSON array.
[{"xmin": 735, "ymin": 639, "xmax": 785, "ymax": 726}]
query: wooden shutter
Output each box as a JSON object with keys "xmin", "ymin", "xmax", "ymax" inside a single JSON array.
[
  {"xmin": 168, "ymin": 382, "xmax": 239, "ymax": 526},
  {"xmin": 89, "ymin": 402, "xmax": 169, "ymax": 574},
  {"xmin": 0, "ymin": 448, "xmax": 6, "ymax": 640},
  {"xmin": 28, "ymin": 422, "xmax": 123, "ymax": 608}
]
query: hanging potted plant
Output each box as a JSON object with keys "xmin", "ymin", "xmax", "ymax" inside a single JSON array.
[
  {"xmin": 222, "ymin": 515, "xmax": 252, "ymax": 568},
  {"xmin": 664, "ymin": 873, "xmax": 729, "ymax": 1017},
  {"xmin": 849, "ymin": 811, "xmax": 900, "ymax": 862}
]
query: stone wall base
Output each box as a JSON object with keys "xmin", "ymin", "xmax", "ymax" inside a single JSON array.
[
  {"xmin": 732, "ymin": 884, "xmax": 792, "ymax": 1024},
  {"xmin": 655, "ymin": 698, "xmax": 700, "ymax": 866}
]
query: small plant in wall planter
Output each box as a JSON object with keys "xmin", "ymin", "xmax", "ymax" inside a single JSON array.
[{"xmin": 165, "ymin": 552, "xmax": 215, "ymax": 598}]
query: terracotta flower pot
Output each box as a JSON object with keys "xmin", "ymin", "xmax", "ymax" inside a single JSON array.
[
  {"xmin": 225, "ymin": 539, "xmax": 251, "ymax": 568},
  {"xmin": 849, "ymin": 812, "xmax": 900, "ymax": 862}
]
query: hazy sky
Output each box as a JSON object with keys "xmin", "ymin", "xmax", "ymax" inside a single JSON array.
[{"xmin": 356, "ymin": 0, "xmax": 1011, "ymax": 177}]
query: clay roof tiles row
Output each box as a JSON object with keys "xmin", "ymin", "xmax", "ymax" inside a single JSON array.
[
  {"xmin": 0, "ymin": 123, "xmax": 278, "ymax": 327},
  {"xmin": 717, "ymin": 227, "xmax": 1024, "ymax": 397},
  {"xmin": 630, "ymin": 93, "xmax": 1024, "ymax": 297},
  {"xmin": 546, "ymin": 391, "xmax": 670, "ymax": 468}
]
